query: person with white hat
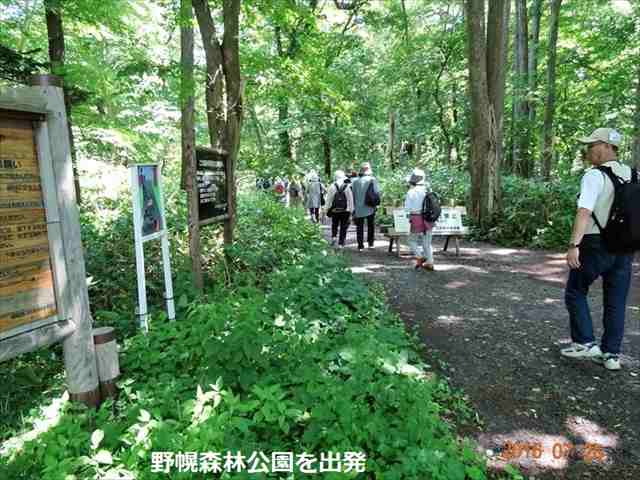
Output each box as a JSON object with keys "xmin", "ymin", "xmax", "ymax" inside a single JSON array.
[
  {"xmin": 304, "ymin": 170, "xmax": 325, "ymax": 223},
  {"xmin": 561, "ymin": 127, "xmax": 635, "ymax": 370},
  {"xmin": 404, "ymin": 168, "xmax": 435, "ymax": 270}
]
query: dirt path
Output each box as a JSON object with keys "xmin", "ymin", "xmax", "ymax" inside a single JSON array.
[{"xmin": 322, "ymin": 222, "xmax": 640, "ymax": 479}]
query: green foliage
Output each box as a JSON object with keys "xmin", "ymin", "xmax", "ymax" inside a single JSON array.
[
  {"xmin": 482, "ymin": 174, "xmax": 580, "ymax": 249},
  {"xmin": 0, "ymin": 194, "xmax": 487, "ymax": 480}
]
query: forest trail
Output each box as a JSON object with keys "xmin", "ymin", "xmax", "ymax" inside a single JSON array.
[{"xmin": 322, "ymin": 222, "xmax": 640, "ymax": 479}]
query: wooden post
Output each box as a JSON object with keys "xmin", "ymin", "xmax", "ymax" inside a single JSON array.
[
  {"xmin": 30, "ymin": 75, "xmax": 100, "ymax": 407},
  {"xmin": 92, "ymin": 327, "xmax": 120, "ymax": 401}
]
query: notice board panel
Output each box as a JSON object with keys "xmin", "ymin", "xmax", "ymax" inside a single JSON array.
[
  {"xmin": 0, "ymin": 116, "xmax": 57, "ymax": 335},
  {"xmin": 196, "ymin": 148, "xmax": 228, "ymax": 224}
]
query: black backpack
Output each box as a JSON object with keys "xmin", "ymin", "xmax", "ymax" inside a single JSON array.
[
  {"xmin": 592, "ymin": 166, "xmax": 640, "ymax": 253},
  {"xmin": 364, "ymin": 180, "xmax": 380, "ymax": 207},
  {"xmin": 422, "ymin": 191, "xmax": 442, "ymax": 223},
  {"xmin": 332, "ymin": 183, "xmax": 348, "ymax": 212}
]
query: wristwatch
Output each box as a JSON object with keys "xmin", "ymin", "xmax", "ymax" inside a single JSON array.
[{"xmin": 569, "ymin": 243, "xmax": 580, "ymax": 249}]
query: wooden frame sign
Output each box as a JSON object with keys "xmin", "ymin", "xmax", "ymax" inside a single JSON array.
[
  {"xmin": 0, "ymin": 110, "xmax": 68, "ymax": 346},
  {"xmin": 196, "ymin": 147, "xmax": 229, "ymax": 225},
  {"xmin": 130, "ymin": 164, "xmax": 175, "ymax": 332}
]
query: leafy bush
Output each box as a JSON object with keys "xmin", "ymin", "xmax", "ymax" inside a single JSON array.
[
  {"xmin": 480, "ymin": 175, "xmax": 579, "ymax": 249},
  {"xmin": 1, "ymin": 194, "xmax": 488, "ymax": 480}
]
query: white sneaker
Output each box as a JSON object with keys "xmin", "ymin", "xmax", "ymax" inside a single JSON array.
[
  {"xmin": 593, "ymin": 353, "xmax": 622, "ymax": 370},
  {"xmin": 560, "ymin": 342, "xmax": 602, "ymax": 359}
]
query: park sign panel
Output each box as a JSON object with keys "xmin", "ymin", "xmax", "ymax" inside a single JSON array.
[
  {"xmin": 130, "ymin": 164, "xmax": 175, "ymax": 332},
  {"xmin": 0, "ymin": 77, "xmax": 105, "ymax": 407},
  {"xmin": 196, "ymin": 147, "xmax": 228, "ymax": 225},
  {"xmin": 0, "ymin": 109, "xmax": 64, "ymax": 342}
]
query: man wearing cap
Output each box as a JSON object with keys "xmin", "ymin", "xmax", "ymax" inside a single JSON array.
[
  {"xmin": 561, "ymin": 128, "xmax": 634, "ymax": 370},
  {"xmin": 351, "ymin": 162, "xmax": 381, "ymax": 251}
]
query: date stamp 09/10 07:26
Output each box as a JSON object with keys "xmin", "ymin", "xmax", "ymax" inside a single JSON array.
[{"xmin": 499, "ymin": 441, "xmax": 607, "ymax": 463}]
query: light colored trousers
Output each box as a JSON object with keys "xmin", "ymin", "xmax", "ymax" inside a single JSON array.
[{"xmin": 409, "ymin": 230, "xmax": 433, "ymax": 263}]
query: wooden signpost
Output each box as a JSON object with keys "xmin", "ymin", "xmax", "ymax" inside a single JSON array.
[{"xmin": 0, "ymin": 75, "xmax": 100, "ymax": 407}]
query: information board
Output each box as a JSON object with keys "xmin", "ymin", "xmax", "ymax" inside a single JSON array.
[
  {"xmin": 196, "ymin": 148, "xmax": 227, "ymax": 224},
  {"xmin": 392, "ymin": 209, "xmax": 410, "ymax": 234},
  {"xmin": 0, "ymin": 117, "xmax": 57, "ymax": 335},
  {"xmin": 433, "ymin": 207, "xmax": 467, "ymax": 234},
  {"xmin": 130, "ymin": 164, "xmax": 175, "ymax": 331}
]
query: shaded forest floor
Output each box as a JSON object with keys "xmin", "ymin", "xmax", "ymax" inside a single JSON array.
[{"xmin": 321, "ymin": 220, "xmax": 640, "ymax": 479}]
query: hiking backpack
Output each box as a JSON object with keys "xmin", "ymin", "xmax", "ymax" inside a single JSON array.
[
  {"xmin": 592, "ymin": 166, "xmax": 640, "ymax": 253},
  {"xmin": 332, "ymin": 183, "xmax": 348, "ymax": 212},
  {"xmin": 421, "ymin": 191, "xmax": 442, "ymax": 223},
  {"xmin": 364, "ymin": 180, "xmax": 381, "ymax": 207}
]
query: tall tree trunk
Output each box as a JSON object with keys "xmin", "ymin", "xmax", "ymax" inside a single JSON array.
[
  {"xmin": 180, "ymin": 0, "xmax": 202, "ymax": 290},
  {"xmin": 249, "ymin": 104, "xmax": 265, "ymax": 155},
  {"xmin": 275, "ymin": 27, "xmax": 294, "ymax": 165},
  {"xmin": 512, "ymin": 0, "xmax": 529, "ymax": 177},
  {"xmin": 44, "ymin": 0, "xmax": 81, "ymax": 204},
  {"xmin": 433, "ymin": 47, "xmax": 454, "ymax": 165},
  {"xmin": 387, "ymin": 110, "xmax": 396, "ymax": 169},
  {"xmin": 193, "ymin": 0, "xmax": 243, "ymax": 245},
  {"xmin": 278, "ymin": 102, "xmax": 293, "ymax": 162},
  {"xmin": 542, "ymin": 0, "xmax": 562, "ymax": 180},
  {"xmin": 323, "ymin": 131, "xmax": 331, "ymax": 178},
  {"xmin": 528, "ymin": 0, "xmax": 543, "ymax": 174},
  {"xmin": 633, "ymin": 64, "xmax": 640, "ymax": 168},
  {"xmin": 466, "ymin": 0, "xmax": 509, "ymax": 228}
]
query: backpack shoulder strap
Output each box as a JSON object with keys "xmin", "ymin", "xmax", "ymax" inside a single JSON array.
[{"xmin": 596, "ymin": 165, "xmax": 623, "ymax": 186}]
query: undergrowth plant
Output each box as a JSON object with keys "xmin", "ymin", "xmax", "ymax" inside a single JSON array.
[{"xmin": 0, "ymin": 193, "xmax": 491, "ymax": 480}]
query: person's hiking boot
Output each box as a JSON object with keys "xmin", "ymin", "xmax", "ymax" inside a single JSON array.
[
  {"xmin": 560, "ymin": 342, "xmax": 602, "ymax": 359},
  {"xmin": 414, "ymin": 257, "xmax": 425, "ymax": 269},
  {"xmin": 593, "ymin": 353, "xmax": 622, "ymax": 370},
  {"xmin": 330, "ymin": 238, "xmax": 337, "ymax": 247},
  {"xmin": 422, "ymin": 262, "xmax": 435, "ymax": 271}
]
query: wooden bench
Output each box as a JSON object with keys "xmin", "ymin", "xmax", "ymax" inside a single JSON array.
[{"xmin": 382, "ymin": 207, "xmax": 469, "ymax": 257}]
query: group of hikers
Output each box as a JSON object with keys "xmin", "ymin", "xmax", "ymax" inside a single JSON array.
[{"xmin": 260, "ymin": 162, "xmax": 438, "ymax": 271}]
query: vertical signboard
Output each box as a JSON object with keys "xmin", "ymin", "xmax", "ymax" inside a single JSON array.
[
  {"xmin": 196, "ymin": 147, "xmax": 228, "ymax": 225},
  {"xmin": 0, "ymin": 115, "xmax": 58, "ymax": 339},
  {"xmin": 130, "ymin": 165, "xmax": 175, "ymax": 332}
]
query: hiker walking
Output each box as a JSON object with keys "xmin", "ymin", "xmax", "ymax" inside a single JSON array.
[
  {"xmin": 273, "ymin": 177, "xmax": 289, "ymax": 207},
  {"xmin": 289, "ymin": 175, "xmax": 303, "ymax": 208},
  {"xmin": 304, "ymin": 170, "xmax": 325, "ymax": 223},
  {"xmin": 404, "ymin": 168, "xmax": 435, "ymax": 271},
  {"xmin": 351, "ymin": 162, "xmax": 381, "ymax": 251},
  {"xmin": 325, "ymin": 170, "xmax": 354, "ymax": 249},
  {"xmin": 561, "ymin": 128, "xmax": 638, "ymax": 370}
]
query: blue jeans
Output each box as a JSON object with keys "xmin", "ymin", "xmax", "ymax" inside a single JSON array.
[{"xmin": 565, "ymin": 235, "xmax": 633, "ymax": 354}]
